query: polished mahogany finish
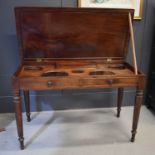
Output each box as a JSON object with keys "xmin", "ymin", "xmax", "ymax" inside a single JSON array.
[
  {"xmin": 15, "ymin": 7, "xmax": 132, "ymax": 60},
  {"xmin": 12, "ymin": 7, "xmax": 145, "ymax": 149}
]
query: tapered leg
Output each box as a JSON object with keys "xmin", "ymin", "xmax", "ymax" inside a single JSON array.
[
  {"xmin": 13, "ymin": 89, "xmax": 24, "ymax": 150},
  {"xmin": 117, "ymin": 88, "xmax": 124, "ymax": 117},
  {"xmin": 131, "ymin": 89, "xmax": 143, "ymax": 142},
  {"xmin": 24, "ymin": 90, "xmax": 31, "ymax": 122}
]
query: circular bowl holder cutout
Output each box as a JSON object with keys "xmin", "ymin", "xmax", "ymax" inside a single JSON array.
[
  {"xmin": 41, "ymin": 71, "xmax": 69, "ymax": 77},
  {"xmin": 89, "ymin": 71, "xmax": 115, "ymax": 76}
]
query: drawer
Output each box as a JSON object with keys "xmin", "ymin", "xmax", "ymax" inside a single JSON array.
[
  {"xmin": 81, "ymin": 77, "xmax": 137, "ymax": 88},
  {"xmin": 20, "ymin": 77, "xmax": 80, "ymax": 90},
  {"xmin": 19, "ymin": 77, "xmax": 138, "ymax": 90}
]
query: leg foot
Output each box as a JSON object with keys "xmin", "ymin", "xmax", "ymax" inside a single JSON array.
[
  {"xmin": 13, "ymin": 89, "xmax": 24, "ymax": 149},
  {"xmin": 27, "ymin": 116, "xmax": 31, "ymax": 122},
  {"xmin": 19, "ymin": 138, "xmax": 24, "ymax": 150},
  {"xmin": 131, "ymin": 131, "xmax": 137, "ymax": 142},
  {"xmin": 24, "ymin": 90, "xmax": 31, "ymax": 122},
  {"xmin": 131, "ymin": 89, "xmax": 143, "ymax": 142},
  {"xmin": 117, "ymin": 88, "xmax": 124, "ymax": 118}
]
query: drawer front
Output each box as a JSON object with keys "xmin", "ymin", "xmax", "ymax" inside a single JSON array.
[
  {"xmin": 20, "ymin": 78, "xmax": 80, "ymax": 90},
  {"xmin": 20, "ymin": 77, "xmax": 138, "ymax": 90},
  {"xmin": 81, "ymin": 78, "xmax": 137, "ymax": 88}
]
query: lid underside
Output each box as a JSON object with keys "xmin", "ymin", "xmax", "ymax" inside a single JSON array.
[{"xmin": 15, "ymin": 7, "xmax": 134, "ymax": 61}]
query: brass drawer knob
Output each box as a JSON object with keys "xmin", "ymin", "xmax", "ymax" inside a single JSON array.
[
  {"xmin": 47, "ymin": 81, "xmax": 53, "ymax": 87},
  {"xmin": 107, "ymin": 79, "xmax": 113, "ymax": 85}
]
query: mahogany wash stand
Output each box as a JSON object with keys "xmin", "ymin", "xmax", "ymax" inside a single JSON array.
[{"xmin": 12, "ymin": 7, "xmax": 145, "ymax": 149}]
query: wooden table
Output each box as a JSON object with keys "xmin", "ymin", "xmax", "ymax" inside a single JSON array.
[{"xmin": 12, "ymin": 7, "xmax": 145, "ymax": 149}]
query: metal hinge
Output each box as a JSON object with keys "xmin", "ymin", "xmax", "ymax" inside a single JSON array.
[
  {"xmin": 107, "ymin": 58, "xmax": 112, "ymax": 62},
  {"xmin": 36, "ymin": 58, "xmax": 42, "ymax": 62}
]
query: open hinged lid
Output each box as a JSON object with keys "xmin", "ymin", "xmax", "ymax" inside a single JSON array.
[{"xmin": 15, "ymin": 7, "xmax": 134, "ymax": 62}]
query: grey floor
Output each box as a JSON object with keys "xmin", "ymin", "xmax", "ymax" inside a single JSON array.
[{"xmin": 0, "ymin": 106, "xmax": 155, "ymax": 155}]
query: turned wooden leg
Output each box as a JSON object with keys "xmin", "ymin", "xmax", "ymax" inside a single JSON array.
[
  {"xmin": 13, "ymin": 89, "xmax": 24, "ymax": 150},
  {"xmin": 131, "ymin": 89, "xmax": 143, "ymax": 142},
  {"xmin": 24, "ymin": 90, "xmax": 31, "ymax": 122},
  {"xmin": 117, "ymin": 88, "xmax": 124, "ymax": 117}
]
